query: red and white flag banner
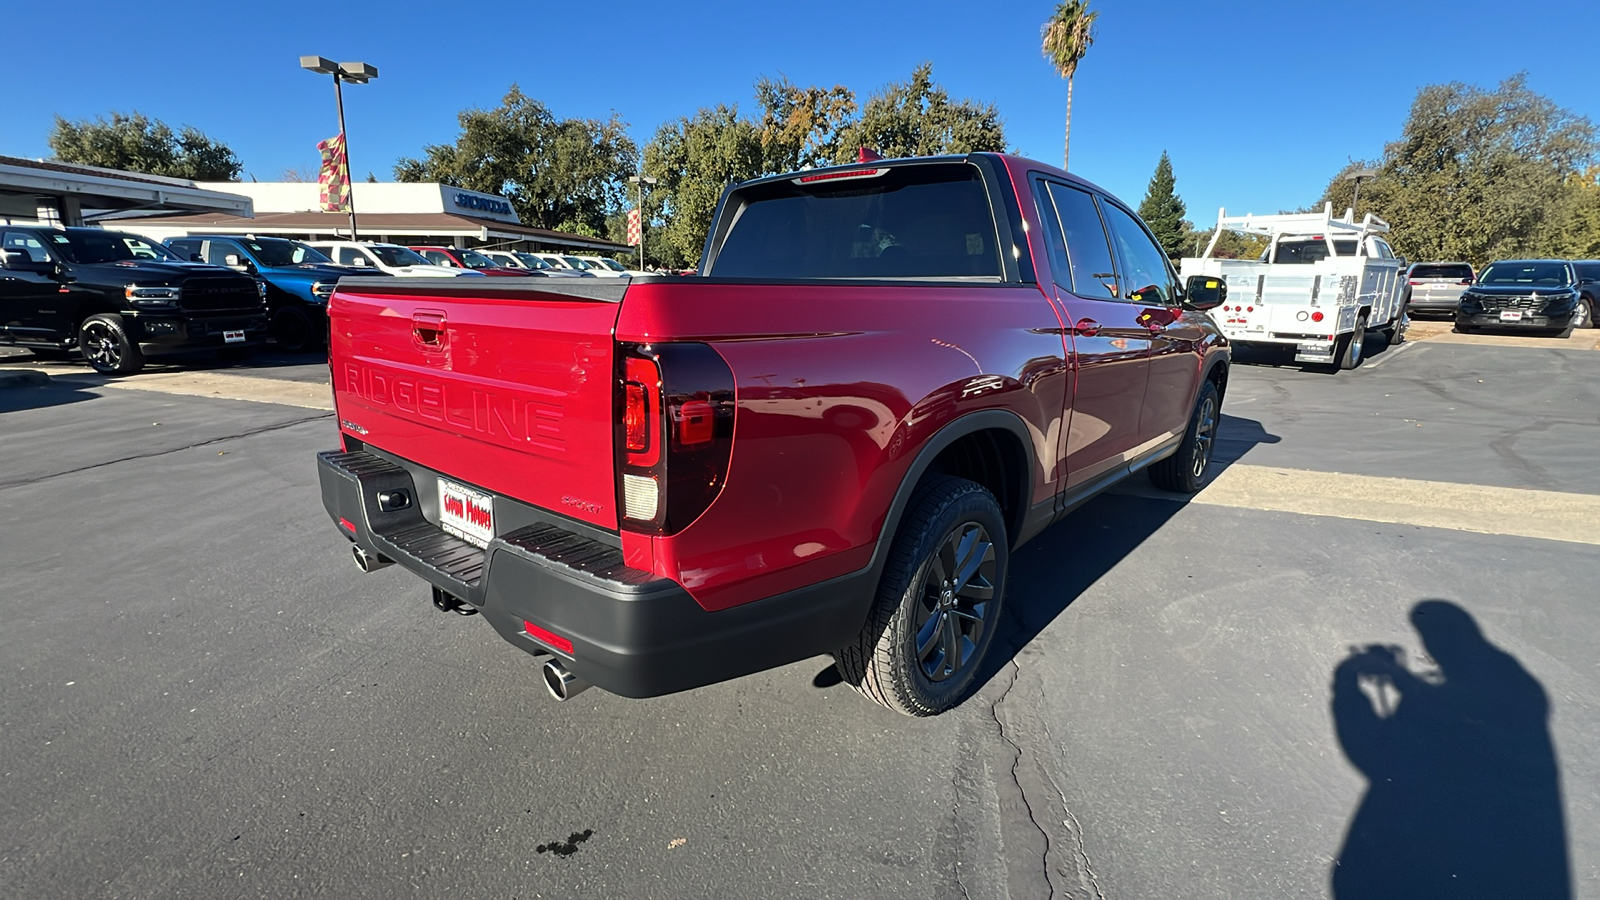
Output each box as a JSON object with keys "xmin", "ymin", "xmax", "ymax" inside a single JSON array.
[
  {"xmin": 317, "ymin": 133, "xmax": 350, "ymax": 213},
  {"xmin": 626, "ymin": 208, "xmax": 641, "ymax": 247}
]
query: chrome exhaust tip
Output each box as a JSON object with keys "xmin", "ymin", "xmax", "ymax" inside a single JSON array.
[
  {"xmin": 541, "ymin": 659, "xmax": 590, "ymax": 701},
  {"xmin": 351, "ymin": 544, "xmax": 392, "ymax": 573}
]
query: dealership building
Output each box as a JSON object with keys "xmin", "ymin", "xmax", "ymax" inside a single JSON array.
[
  {"xmin": 109, "ymin": 181, "xmax": 629, "ymax": 254},
  {"xmin": 1, "ymin": 155, "xmax": 253, "ymax": 226}
]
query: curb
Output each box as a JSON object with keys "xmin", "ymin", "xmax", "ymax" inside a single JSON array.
[{"xmin": 0, "ymin": 370, "xmax": 51, "ymax": 389}]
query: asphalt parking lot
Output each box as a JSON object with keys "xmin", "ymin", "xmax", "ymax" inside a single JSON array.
[{"xmin": 2, "ymin": 330, "xmax": 1598, "ymax": 899}]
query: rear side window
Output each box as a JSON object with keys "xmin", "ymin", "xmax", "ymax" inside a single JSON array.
[
  {"xmin": 712, "ymin": 165, "xmax": 1001, "ymax": 280},
  {"xmin": 167, "ymin": 239, "xmax": 201, "ymax": 261},
  {"xmin": 1043, "ymin": 182, "xmax": 1119, "ymax": 299},
  {"xmin": 1411, "ymin": 263, "xmax": 1473, "ymax": 280},
  {"xmin": 1573, "ymin": 263, "xmax": 1599, "ymax": 282}
]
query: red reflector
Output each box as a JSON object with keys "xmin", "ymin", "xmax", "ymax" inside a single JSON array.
[
  {"xmin": 523, "ymin": 620, "xmax": 574, "ymax": 655},
  {"xmin": 1247, "ymin": 306, "xmax": 1254, "ymax": 313},
  {"xmin": 624, "ymin": 382, "xmax": 649, "ymax": 452},
  {"xmin": 1409, "ymin": 279, "xmax": 1420, "ymax": 285},
  {"xmin": 338, "ymin": 517, "xmax": 356, "ymax": 534},
  {"xmin": 675, "ymin": 399, "xmax": 716, "ymax": 446},
  {"xmin": 1311, "ymin": 311, "xmax": 1325, "ymax": 322},
  {"xmin": 795, "ymin": 167, "xmax": 886, "ymax": 184}
]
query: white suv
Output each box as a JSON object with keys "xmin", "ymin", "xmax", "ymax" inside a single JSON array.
[{"xmin": 308, "ymin": 241, "xmax": 484, "ymax": 278}]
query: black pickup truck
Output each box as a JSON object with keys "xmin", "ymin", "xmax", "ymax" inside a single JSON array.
[{"xmin": 0, "ymin": 226, "xmax": 268, "ymax": 374}]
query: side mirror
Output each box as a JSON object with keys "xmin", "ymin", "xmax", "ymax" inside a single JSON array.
[
  {"xmin": 223, "ymin": 253, "xmax": 254, "ymax": 271},
  {"xmin": 189, "ymin": 253, "xmax": 205, "ymax": 263},
  {"xmin": 0, "ymin": 248, "xmax": 55, "ymax": 274},
  {"xmin": 1183, "ymin": 274, "xmax": 1227, "ymax": 310}
]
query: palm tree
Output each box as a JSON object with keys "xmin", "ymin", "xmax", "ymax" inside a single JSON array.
[{"xmin": 1041, "ymin": 1, "xmax": 1098, "ymax": 170}]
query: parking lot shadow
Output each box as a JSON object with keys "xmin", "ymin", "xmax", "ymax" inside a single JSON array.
[
  {"xmin": 0, "ymin": 380, "xmax": 98, "ymax": 415},
  {"xmin": 811, "ymin": 413, "xmax": 1280, "ymax": 694},
  {"xmin": 1330, "ymin": 600, "xmax": 1569, "ymax": 899}
]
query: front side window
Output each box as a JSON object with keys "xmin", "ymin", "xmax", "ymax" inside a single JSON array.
[
  {"xmin": 48, "ymin": 231, "xmax": 179, "ymax": 264},
  {"xmin": 335, "ymin": 247, "xmax": 373, "ymax": 267},
  {"xmin": 2, "ymin": 231, "xmax": 53, "ymax": 262},
  {"xmin": 369, "ymin": 246, "xmax": 430, "ymax": 268},
  {"xmin": 515, "ymin": 253, "xmax": 553, "ymax": 270},
  {"xmin": 420, "ymin": 250, "xmax": 458, "ymax": 267},
  {"xmin": 1101, "ymin": 202, "xmax": 1177, "ymax": 306},
  {"xmin": 241, "ymin": 238, "xmax": 329, "ymax": 266},
  {"xmin": 167, "ymin": 239, "xmax": 202, "ymax": 261},
  {"xmin": 457, "ymin": 249, "xmax": 497, "ymax": 269},
  {"xmin": 205, "ymin": 240, "xmax": 243, "ymax": 266}
]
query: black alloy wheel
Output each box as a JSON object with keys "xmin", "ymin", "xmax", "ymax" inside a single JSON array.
[
  {"xmin": 912, "ymin": 521, "xmax": 998, "ymax": 683},
  {"xmin": 1149, "ymin": 379, "xmax": 1222, "ymax": 494},
  {"xmin": 272, "ymin": 307, "xmax": 316, "ymax": 352},
  {"xmin": 78, "ymin": 314, "xmax": 144, "ymax": 375},
  {"xmin": 835, "ymin": 476, "xmax": 1009, "ymax": 716}
]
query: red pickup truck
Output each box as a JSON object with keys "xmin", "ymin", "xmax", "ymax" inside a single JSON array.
[{"xmin": 318, "ymin": 153, "xmax": 1229, "ymax": 716}]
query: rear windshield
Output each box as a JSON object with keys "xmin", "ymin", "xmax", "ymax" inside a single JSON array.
[
  {"xmin": 1410, "ymin": 263, "xmax": 1473, "ymax": 280},
  {"xmin": 712, "ymin": 165, "xmax": 1001, "ymax": 280},
  {"xmin": 1271, "ymin": 239, "xmax": 1358, "ymax": 264},
  {"xmin": 1478, "ymin": 262, "xmax": 1571, "ymax": 286}
]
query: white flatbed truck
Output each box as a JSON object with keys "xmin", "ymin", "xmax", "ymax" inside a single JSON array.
[{"xmin": 1180, "ymin": 205, "xmax": 1407, "ymax": 370}]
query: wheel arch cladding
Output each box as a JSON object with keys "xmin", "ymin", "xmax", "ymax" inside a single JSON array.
[{"xmin": 901, "ymin": 412, "xmax": 1032, "ymax": 551}]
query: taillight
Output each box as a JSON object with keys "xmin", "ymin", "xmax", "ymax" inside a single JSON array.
[
  {"xmin": 616, "ymin": 343, "xmax": 735, "ymax": 534},
  {"xmin": 1311, "ymin": 311, "xmax": 1325, "ymax": 322},
  {"xmin": 1409, "ymin": 279, "xmax": 1421, "ymax": 285}
]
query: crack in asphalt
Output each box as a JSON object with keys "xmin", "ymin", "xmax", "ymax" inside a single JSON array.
[
  {"xmin": 0, "ymin": 413, "xmax": 332, "ymax": 490},
  {"xmin": 992, "ymin": 659, "xmax": 1055, "ymax": 899}
]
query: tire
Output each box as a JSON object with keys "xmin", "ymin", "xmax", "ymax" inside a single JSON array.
[
  {"xmin": 78, "ymin": 314, "xmax": 145, "ymax": 375},
  {"xmin": 1336, "ymin": 314, "xmax": 1368, "ymax": 370},
  {"xmin": 1149, "ymin": 379, "xmax": 1222, "ymax": 494},
  {"xmin": 835, "ymin": 476, "xmax": 1008, "ymax": 716},
  {"xmin": 1573, "ymin": 297, "xmax": 1594, "ymax": 330},
  {"xmin": 271, "ymin": 307, "xmax": 317, "ymax": 352},
  {"xmin": 1454, "ymin": 322, "xmax": 1475, "ymax": 334},
  {"xmin": 1380, "ymin": 310, "xmax": 1406, "ymax": 346}
]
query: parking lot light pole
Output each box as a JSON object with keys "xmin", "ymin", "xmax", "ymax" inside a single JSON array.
[
  {"xmin": 628, "ymin": 174, "xmax": 657, "ymax": 271},
  {"xmin": 1344, "ymin": 167, "xmax": 1378, "ymax": 220},
  {"xmin": 300, "ymin": 56, "xmax": 377, "ymax": 240}
]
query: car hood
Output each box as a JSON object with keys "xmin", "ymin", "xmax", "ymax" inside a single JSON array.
[
  {"xmin": 1465, "ymin": 284, "xmax": 1574, "ymax": 297},
  {"xmin": 77, "ymin": 260, "xmax": 251, "ymax": 284},
  {"xmin": 261, "ymin": 263, "xmax": 366, "ymax": 281}
]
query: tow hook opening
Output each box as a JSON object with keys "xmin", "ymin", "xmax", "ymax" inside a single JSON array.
[{"xmin": 431, "ymin": 585, "xmax": 478, "ymax": 616}]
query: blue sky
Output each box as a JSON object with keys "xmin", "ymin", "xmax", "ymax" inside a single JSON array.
[{"xmin": 4, "ymin": 0, "xmax": 1596, "ymax": 228}]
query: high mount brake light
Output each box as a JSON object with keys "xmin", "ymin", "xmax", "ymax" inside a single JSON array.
[
  {"xmin": 616, "ymin": 344, "xmax": 736, "ymax": 534},
  {"xmin": 792, "ymin": 168, "xmax": 887, "ymax": 185}
]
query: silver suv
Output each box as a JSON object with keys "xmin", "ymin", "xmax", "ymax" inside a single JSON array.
[{"xmin": 1404, "ymin": 262, "xmax": 1475, "ymax": 316}]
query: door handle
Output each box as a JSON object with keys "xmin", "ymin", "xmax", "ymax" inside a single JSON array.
[
  {"xmin": 412, "ymin": 310, "xmax": 447, "ymax": 348},
  {"xmin": 1072, "ymin": 318, "xmax": 1100, "ymax": 337}
]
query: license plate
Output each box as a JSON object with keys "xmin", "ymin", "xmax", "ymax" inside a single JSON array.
[
  {"xmin": 223, "ymin": 329, "xmax": 246, "ymax": 343},
  {"xmin": 1499, "ymin": 310, "xmax": 1523, "ymax": 322},
  {"xmin": 438, "ymin": 478, "xmax": 494, "ymax": 548}
]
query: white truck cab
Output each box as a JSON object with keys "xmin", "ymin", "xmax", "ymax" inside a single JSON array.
[
  {"xmin": 573, "ymin": 255, "xmax": 636, "ymax": 277},
  {"xmin": 1181, "ymin": 205, "xmax": 1406, "ymax": 370},
  {"xmin": 307, "ymin": 241, "xmax": 483, "ymax": 278}
]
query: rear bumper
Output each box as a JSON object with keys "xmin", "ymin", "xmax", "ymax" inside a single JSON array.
[{"xmin": 317, "ymin": 448, "xmax": 872, "ymax": 699}]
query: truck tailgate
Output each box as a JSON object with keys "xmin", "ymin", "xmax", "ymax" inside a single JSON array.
[{"xmin": 328, "ymin": 278, "xmax": 626, "ymax": 530}]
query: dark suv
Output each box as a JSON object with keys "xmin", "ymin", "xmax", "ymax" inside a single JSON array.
[
  {"xmin": 1, "ymin": 226, "xmax": 267, "ymax": 374},
  {"xmin": 167, "ymin": 235, "xmax": 358, "ymax": 351},
  {"xmin": 1573, "ymin": 261, "xmax": 1598, "ymax": 330},
  {"xmin": 1456, "ymin": 260, "xmax": 1584, "ymax": 335}
]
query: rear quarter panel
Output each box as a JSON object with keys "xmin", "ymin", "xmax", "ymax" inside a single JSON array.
[{"xmin": 617, "ymin": 279, "xmax": 1070, "ymax": 611}]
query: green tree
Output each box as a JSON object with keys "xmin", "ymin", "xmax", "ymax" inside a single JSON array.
[
  {"xmin": 832, "ymin": 63, "xmax": 1005, "ymax": 163},
  {"xmin": 394, "ymin": 85, "xmax": 637, "ymax": 236},
  {"xmin": 1137, "ymin": 151, "xmax": 1191, "ymax": 259},
  {"xmin": 754, "ymin": 75, "xmax": 857, "ymax": 172},
  {"xmin": 641, "ymin": 105, "xmax": 765, "ymax": 269},
  {"xmin": 49, "ymin": 112, "xmax": 241, "ymax": 181},
  {"xmin": 1316, "ymin": 74, "xmax": 1598, "ymax": 266},
  {"xmin": 1041, "ymin": 1, "xmax": 1097, "ymax": 170}
]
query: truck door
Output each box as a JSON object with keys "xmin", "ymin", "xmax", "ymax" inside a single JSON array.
[
  {"xmin": 1098, "ymin": 200, "xmax": 1200, "ymax": 444},
  {"xmin": 1033, "ymin": 180, "xmax": 1153, "ymax": 489},
  {"xmin": 0, "ymin": 230, "xmax": 64, "ymax": 343}
]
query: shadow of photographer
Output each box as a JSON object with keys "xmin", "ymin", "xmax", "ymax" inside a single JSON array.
[{"xmin": 1331, "ymin": 600, "xmax": 1569, "ymax": 898}]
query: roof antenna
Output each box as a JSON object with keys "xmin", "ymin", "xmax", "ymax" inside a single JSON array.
[{"xmin": 858, "ymin": 147, "xmax": 884, "ymax": 163}]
